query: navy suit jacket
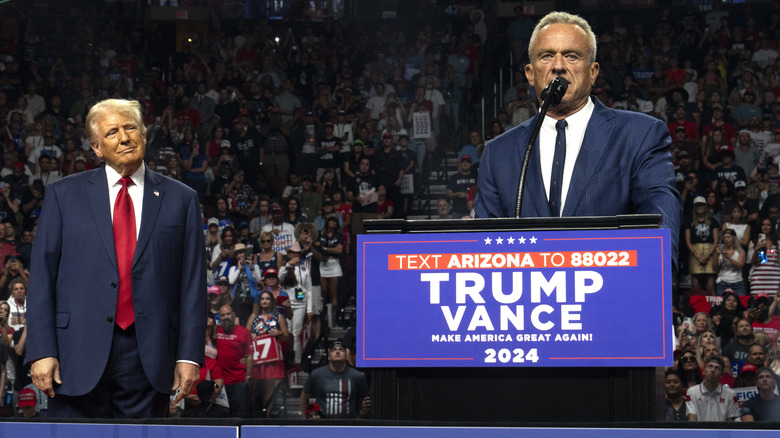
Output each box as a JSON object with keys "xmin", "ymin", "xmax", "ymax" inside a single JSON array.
[
  {"xmin": 27, "ymin": 166, "xmax": 206, "ymax": 396},
  {"xmin": 475, "ymin": 97, "xmax": 682, "ymax": 257}
]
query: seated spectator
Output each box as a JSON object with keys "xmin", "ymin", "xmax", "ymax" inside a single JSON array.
[
  {"xmin": 300, "ymin": 339, "xmax": 370, "ymax": 419},
  {"xmin": 751, "ymin": 293, "xmax": 780, "ymax": 343},
  {"xmin": 741, "ymin": 367, "xmax": 780, "ymax": 421},
  {"xmin": 717, "ymin": 291, "xmax": 747, "ymax": 346},
  {"xmin": 734, "ymin": 363, "xmax": 759, "ymax": 388},
  {"xmin": 686, "ymin": 356, "xmax": 739, "ymax": 421},
  {"xmin": 722, "ymin": 317, "xmax": 756, "ymax": 376},
  {"xmin": 676, "ymin": 350, "xmax": 702, "ymax": 390},
  {"xmin": 664, "ymin": 370, "xmax": 687, "ymax": 421},
  {"xmin": 747, "ymin": 342, "xmax": 768, "ymax": 368},
  {"xmin": 700, "ymin": 342, "xmax": 734, "ymax": 387}
]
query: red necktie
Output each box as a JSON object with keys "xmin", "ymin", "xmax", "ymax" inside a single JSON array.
[{"xmin": 114, "ymin": 177, "xmax": 136, "ymax": 329}]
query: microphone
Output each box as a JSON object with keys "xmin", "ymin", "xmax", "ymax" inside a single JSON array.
[
  {"xmin": 514, "ymin": 77, "xmax": 571, "ymax": 217},
  {"xmin": 540, "ymin": 77, "xmax": 569, "ymax": 108}
]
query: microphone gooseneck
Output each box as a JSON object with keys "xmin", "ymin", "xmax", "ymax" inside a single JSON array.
[{"xmin": 514, "ymin": 77, "xmax": 570, "ymax": 218}]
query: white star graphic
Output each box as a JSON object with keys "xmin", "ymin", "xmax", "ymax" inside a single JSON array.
[
  {"xmin": 507, "ymin": 237, "xmax": 515, "ymax": 244},
  {"xmin": 530, "ymin": 236, "xmax": 537, "ymax": 244},
  {"xmin": 496, "ymin": 237, "xmax": 504, "ymax": 244},
  {"xmin": 518, "ymin": 236, "xmax": 526, "ymax": 244},
  {"xmin": 484, "ymin": 237, "xmax": 492, "ymax": 244}
]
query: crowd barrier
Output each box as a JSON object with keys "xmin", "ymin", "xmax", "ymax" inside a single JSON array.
[{"xmin": 2, "ymin": 421, "xmax": 780, "ymax": 437}]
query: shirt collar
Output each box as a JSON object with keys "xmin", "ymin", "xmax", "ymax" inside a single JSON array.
[
  {"xmin": 105, "ymin": 163, "xmax": 145, "ymax": 187},
  {"xmin": 701, "ymin": 382, "xmax": 723, "ymax": 395},
  {"xmin": 543, "ymin": 97, "xmax": 595, "ymax": 130}
]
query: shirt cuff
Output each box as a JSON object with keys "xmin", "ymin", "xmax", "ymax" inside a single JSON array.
[{"xmin": 176, "ymin": 360, "xmax": 199, "ymax": 366}]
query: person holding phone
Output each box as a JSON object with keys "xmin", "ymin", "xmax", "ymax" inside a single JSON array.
[
  {"xmin": 279, "ymin": 241, "xmax": 312, "ymax": 366},
  {"xmin": 749, "ymin": 218, "xmax": 780, "ymax": 295},
  {"xmin": 714, "ymin": 229, "xmax": 747, "ymax": 296}
]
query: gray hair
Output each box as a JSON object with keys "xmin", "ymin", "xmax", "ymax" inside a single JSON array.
[{"xmin": 528, "ymin": 11, "xmax": 597, "ymax": 64}]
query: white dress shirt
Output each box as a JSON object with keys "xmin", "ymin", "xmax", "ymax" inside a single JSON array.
[
  {"xmin": 538, "ymin": 97, "xmax": 595, "ymax": 216},
  {"xmin": 105, "ymin": 164, "xmax": 144, "ymax": 238}
]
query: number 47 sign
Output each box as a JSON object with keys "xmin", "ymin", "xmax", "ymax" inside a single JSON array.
[{"xmin": 252, "ymin": 334, "xmax": 283, "ymax": 365}]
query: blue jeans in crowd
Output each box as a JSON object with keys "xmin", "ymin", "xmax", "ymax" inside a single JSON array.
[{"xmin": 716, "ymin": 280, "xmax": 747, "ymax": 296}]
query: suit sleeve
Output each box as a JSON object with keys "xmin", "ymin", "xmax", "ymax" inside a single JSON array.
[
  {"xmin": 26, "ymin": 185, "xmax": 64, "ymax": 363},
  {"xmin": 630, "ymin": 118, "xmax": 683, "ymax": 266},
  {"xmin": 177, "ymin": 190, "xmax": 207, "ymax": 364},
  {"xmin": 474, "ymin": 140, "xmax": 504, "ymax": 218}
]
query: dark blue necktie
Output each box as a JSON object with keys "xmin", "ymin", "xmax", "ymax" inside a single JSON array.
[{"xmin": 549, "ymin": 119, "xmax": 567, "ymax": 217}]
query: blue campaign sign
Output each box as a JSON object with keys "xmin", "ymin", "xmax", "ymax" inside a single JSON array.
[{"xmin": 357, "ymin": 228, "xmax": 672, "ymax": 367}]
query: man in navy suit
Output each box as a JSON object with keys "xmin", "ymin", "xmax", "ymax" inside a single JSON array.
[
  {"xmin": 26, "ymin": 99, "xmax": 206, "ymax": 418},
  {"xmin": 475, "ymin": 11, "xmax": 681, "ymax": 255}
]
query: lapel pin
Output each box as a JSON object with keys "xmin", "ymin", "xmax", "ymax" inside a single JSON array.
[{"xmin": 154, "ymin": 191, "xmax": 160, "ymax": 197}]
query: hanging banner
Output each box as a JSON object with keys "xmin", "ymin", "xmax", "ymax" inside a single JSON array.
[{"xmin": 357, "ymin": 228, "xmax": 672, "ymax": 367}]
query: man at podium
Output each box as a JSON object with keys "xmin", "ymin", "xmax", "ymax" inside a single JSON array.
[{"xmin": 474, "ymin": 11, "xmax": 681, "ymax": 255}]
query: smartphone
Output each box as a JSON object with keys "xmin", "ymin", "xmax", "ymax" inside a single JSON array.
[{"xmin": 760, "ymin": 233, "xmax": 767, "ymax": 241}]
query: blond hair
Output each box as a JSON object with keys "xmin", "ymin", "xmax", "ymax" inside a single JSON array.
[{"xmin": 86, "ymin": 99, "xmax": 146, "ymax": 145}]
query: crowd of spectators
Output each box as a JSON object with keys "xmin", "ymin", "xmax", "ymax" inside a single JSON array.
[
  {"xmin": 0, "ymin": 0, "xmax": 493, "ymax": 419},
  {"xmin": 2, "ymin": 0, "xmax": 780, "ymax": 422}
]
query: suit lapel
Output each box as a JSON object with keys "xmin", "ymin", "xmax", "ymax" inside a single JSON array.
[
  {"xmin": 523, "ymin": 133, "xmax": 552, "ymax": 217},
  {"xmin": 134, "ymin": 167, "xmax": 164, "ymax": 267},
  {"xmin": 562, "ymin": 99, "xmax": 614, "ymax": 216},
  {"xmin": 86, "ymin": 168, "xmax": 118, "ymax": 270}
]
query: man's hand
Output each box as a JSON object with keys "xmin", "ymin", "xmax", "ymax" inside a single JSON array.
[
  {"xmin": 172, "ymin": 362, "xmax": 200, "ymax": 403},
  {"xmin": 31, "ymin": 357, "xmax": 61, "ymax": 398}
]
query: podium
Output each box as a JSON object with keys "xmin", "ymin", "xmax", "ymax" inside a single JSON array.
[{"xmin": 358, "ymin": 215, "xmax": 672, "ymax": 422}]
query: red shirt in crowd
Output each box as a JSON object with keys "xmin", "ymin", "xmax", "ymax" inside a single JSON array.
[{"xmin": 216, "ymin": 325, "xmax": 252, "ymax": 385}]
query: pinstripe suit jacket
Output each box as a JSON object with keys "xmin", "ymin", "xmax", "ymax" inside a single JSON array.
[{"xmin": 474, "ymin": 97, "xmax": 681, "ymax": 257}]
